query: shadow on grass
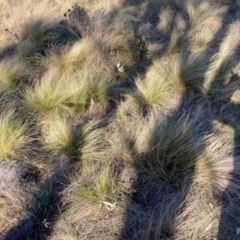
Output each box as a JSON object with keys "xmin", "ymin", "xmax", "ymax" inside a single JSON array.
[
  {"xmin": 2, "ymin": 162, "xmax": 77, "ymax": 240},
  {"xmin": 120, "ymin": 1, "xmax": 240, "ymax": 239},
  {"xmin": 0, "ymin": 14, "xmax": 81, "ymax": 240},
  {"xmin": 2, "ymin": 1, "xmax": 240, "ymax": 239}
]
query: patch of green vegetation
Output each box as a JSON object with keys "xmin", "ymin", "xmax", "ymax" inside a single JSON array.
[{"xmin": 1, "ymin": 1, "xmax": 240, "ymax": 240}]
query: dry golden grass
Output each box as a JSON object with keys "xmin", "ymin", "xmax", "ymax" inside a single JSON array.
[
  {"xmin": 1, "ymin": 0, "xmax": 240, "ymax": 239},
  {"xmin": 42, "ymin": 37, "xmax": 111, "ymax": 74},
  {"xmin": 173, "ymin": 134, "xmax": 240, "ymax": 239},
  {"xmin": 0, "ymin": 198, "xmax": 23, "ymax": 238},
  {"xmin": 134, "ymin": 111, "xmax": 207, "ymax": 182},
  {"xmin": 0, "ymin": 58, "xmax": 33, "ymax": 89},
  {"xmin": 0, "ymin": 109, "xmax": 31, "ymax": 159}
]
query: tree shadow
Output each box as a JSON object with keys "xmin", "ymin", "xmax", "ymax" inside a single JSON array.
[
  {"xmin": 2, "ymin": 1, "xmax": 240, "ymax": 239},
  {"xmin": 2, "ymin": 161, "xmax": 77, "ymax": 240},
  {"xmin": 119, "ymin": 1, "xmax": 240, "ymax": 239},
  {"xmin": 0, "ymin": 11, "xmax": 82, "ymax": 240}
]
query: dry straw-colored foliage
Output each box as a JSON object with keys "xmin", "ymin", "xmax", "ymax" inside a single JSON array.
[{"xmin": 1, "ymin": 0, "xmax": 240, "ymax": 240}]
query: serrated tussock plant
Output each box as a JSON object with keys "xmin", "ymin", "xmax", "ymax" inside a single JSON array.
[
  {"xmin": 187, "ymin": 0, "xmax": 222, "ymax": 29},
  {"xmin": 173, "ymin": 134, "xmax": 240, "ymax": 239},
  {"xmin": 204, "ymin": 20, "xmax": 240, "ymax": 102},
  {"xmin": 40, "ymin": 113, "xmax": 105, "ymax": 161},
  {"xmin": 0, "ymin": 109, "xmax": 30, "ymax": 159},
  {"xmin": 62, "ymin": 161, "xmax": 119, "ymax": 228},
  {"xmin": 108, "ymin": 124, "xmax": 135, "ymax": 164},
  {"xmin": 42, "ymin": 37, "xmax": 108, "ymax": 73},
  {"xmin": 169, "ymin": 28, "xmax": 186, "ymax": 54},
  {"xmin": 65, "ymin": 70, "xmax": 123, "ymax": 112},
  {"xmin": 0, "ymin": 58, "xmax": 33, "ymax": 89},
  {"xmin": 171, "ymin": 54, "xmax": 209, "ymax": 92},
  {"xmin": 125, "ymin": 57, "xmax": 182, "ymax": 111},
  {"xmin": 20, "ymin": 18, "xmax": 78, "ymax": 48},
  {"xmin": 23, "ymin": 67, "xmax": 123, "ymax": 117},
  {"xmin": 40, "ymin": 114, "xmax": 80, "ymax": 157},
  {"xmin": 157, "ymin": 7, "xmax": 175, "ymax": 35},
  {"xmin": 134, "ymin": 112, "xmax": 206, "ymax": 182},
  {"xmin": 77, "ymin": 119, "xmax": 106, "ymax": 164},
  {"xmin": 22, "ymin": 70, "xmax": 76, "ymax": 116}
]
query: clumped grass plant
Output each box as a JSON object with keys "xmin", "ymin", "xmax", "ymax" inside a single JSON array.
[
  {"xmin": 169, "ymin": 28, "xmax": 185, "ymax": 54},
  {"xmin": 157, "ymin": 7, "xmax": 175, "ymax": 35},
  {"xmin": 23, "ymin": 68, "xmax": 123, "ymax": 117},
  {"xmin": 134, "ymin": 112, "xmax": 206, "ymax": 182},
  {"xmin": 171, "ymin": 54, "xmax": 209, "ymax": 91},
  {"xmin": 2, "ymin": 1, "xmax": 240, "ymax": 239},
  {"xmin": 108, "ymin": 124, "xmax": 135, "ymax": 164},
  {"xmin": 79, "ymin": 164, "xmax": 116, "ymax": 202},
  {"xmin": 59, "ymin": 161, "xmax": 121, "ymax": 239},
  {"xmin": 125, "ymin": 76, "xmax": 171, "ymax": 111},
  {"xmin": 77, "ymin": 119, "xmax": 106, "ymax": 165},
  {"xmin": 187, "ymin": 0, "xmax": 222, "ymax": 29},
  {"xmin": 40, "ymin": 114, "xmax": 80, "ymax": 157},
  {"xmin": 125, "ymin": 58, "xmax": 181, "ymax": 112},
  {"xmin": 42, "ymin": 37, "xmax": 109, "ymax": 73},
  {"xmin": 173, "ymin": 134, "xmax": 240, "ymax": 239},
  {"xmin": 22, "ymin": 70, "xmax": 75, "ymax": 116},
  {"xmin": 20, "ymin": 18, "xmax": 78, "ymax": 48},
  {"xmin": 204, "ymin": 20, "xmax": 240, "ymax": 101},
  {"xmin": 0, "ymin": 109, "xmax": 30, "ymax": 159},
  {"xmin": 40, "ymin": 113, "xmax": 105, "ymax": 161},
  {"xmin": 0, "ymin": 58, "xmax": 33, "ymax": 89}
]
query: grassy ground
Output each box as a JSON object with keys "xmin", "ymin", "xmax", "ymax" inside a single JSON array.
[{"xmin": 1, "ymin": 0, "xmax": 240, "ymax": 239}]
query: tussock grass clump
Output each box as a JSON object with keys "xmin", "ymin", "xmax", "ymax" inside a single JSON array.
[
  {"xmin": 23, "ymin": 68, "xmax": 122, "ymax": 117},
  {"xmin": 157, "ymin": 7, "xmax": 175, "ymax": 35},
  {"xmin": 108, "ymin": 124, "xmax": 135, "ymax": 164},
  {"xmin": 0, "ymin": 198, "xmax": 22, "ymax": 236},
  {"xmin": 22, "ymin": 70, "xmax": 75, "ymax": 116},
  {"xmin": 134, "ymin": 112, "xmax": 206, "ymax": 182},
  {"xmin": 0, "ymin": 59, "xmax": 32, "ymax": 89},
  {"xmin": 98, "ymin": 6, "xmax": 142, "ymax": 64},
  {"xmin": 189, "ymin": 4, "xmax": 222, "ymax": 51},
  {"xmin": 209, "ymin": 20, "xmax": 240, "ymax": 70},
  {"xmin": 125, "ymin": 59, "xmax": 177, "ymax": 111},
  {"xmin": 194, "ymin": 136, "xmax": 233, "ymax": 198},
  {"xmin": 58, "ymin": 161, "xmax": 122, "ymax": 239},
  {"xmin": 20, "ymin": 18, "xmax": 78, "ymax": 48},
  {"xmin": 173, "ymin": 135, "xmax": 240, "ymax": 239},
  {"xmin": 131, "ymin": 54, "xmax": 208, "ymax": 95},
  {"xmin": 43, "ymin": 38, "xmax": 110, "ymax": 73},
  {"xmin": 190, "ymin": 21, "xmax": 220, "ymax": 51},
  {"xmin": 66, "ymin": 70, "xmax": 123, "ymax": 113},
  {"xmin": 170, "ymin": 54, "xmax": 208, "ymax": 91},
  {"xmin": 169, "ymin": 28, "xmax": 186, "ymax": 54},
  {"xmin": 77, "ymin": 119, "xmax": 106, "ymax": 164},
  {"xmin": 82, "ymin": 71, "xmax": 122, "ymax": 103},
  {"xmin": 77, "ymin": 164, "xmax": 117, "ymax": 203},
  {"xmin": 40, "ymin": 115, "xmax": 79, "ymax": 157},
  {"xmin": 204, "ymin": 21, "xmax": 240, "ymax": 102},
  {"xmin": 65, "ymin": 38, "xmax": 103, "ymax": 70},
  {"xmin": 0, "ymin": 109, "xmax": 30, "ymax": 159},
  {"xmin": 187, "ymin": 0, "xmax": 222, "ymax": 28},
  {"xmin": 40, "ymin": 114, "xmax": 105, "ymax": 160}
]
